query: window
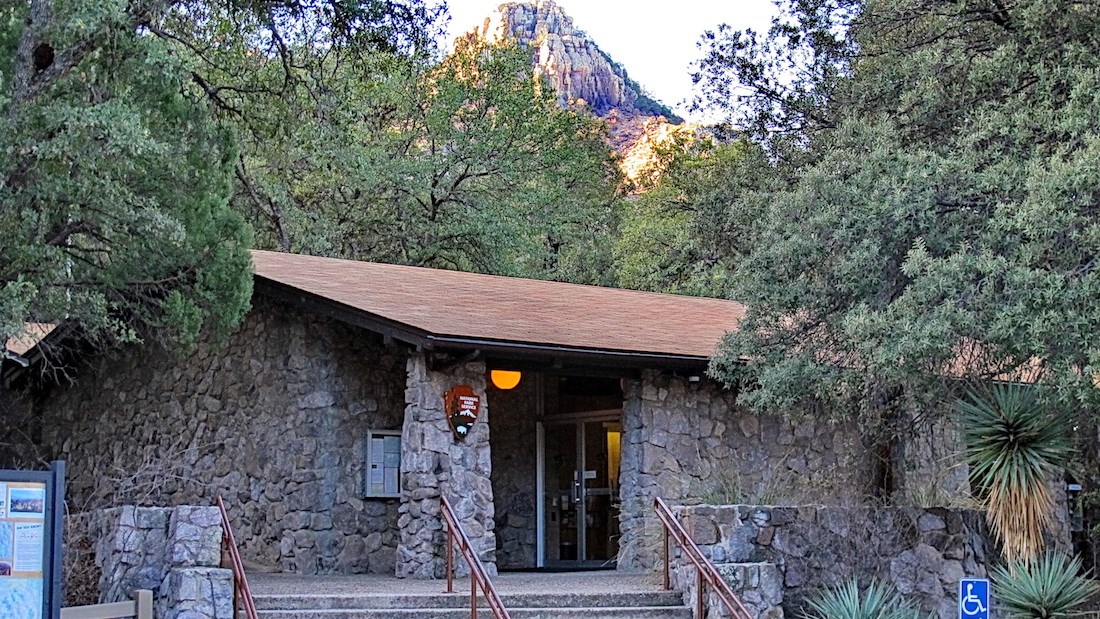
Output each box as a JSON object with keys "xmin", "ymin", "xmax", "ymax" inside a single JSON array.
[{"xmin": 365, "ymin": 430, "xmax": 401, "ymax": 498}]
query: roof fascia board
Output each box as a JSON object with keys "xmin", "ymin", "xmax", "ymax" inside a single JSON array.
[{"xmin": 426, "ymin": 335, "xmax": 710, "ymax": 370}]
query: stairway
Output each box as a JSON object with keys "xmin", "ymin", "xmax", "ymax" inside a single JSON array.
[{"xmin": 253, "ymin": 583, "xmax": 692, "ymax": 619}]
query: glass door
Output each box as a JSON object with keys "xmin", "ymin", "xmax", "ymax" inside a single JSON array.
[{"xmin": 542, "ymin": 417, "xmax": 621, "ymax": 568}]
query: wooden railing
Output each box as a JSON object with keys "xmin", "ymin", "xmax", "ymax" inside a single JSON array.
[
  {"xmin": 61, "ymin": 590, "xmax": 153, "ymax": 619},
  {"xmin": 216, "ymin": 495, "xmax": 259, "ymax": 619},
  {"xmin": 441, "ymin": 494, "xmax": 511, "ymax": 619},
  {"xmin": 655, "ymin": 497, "xmax": 754, "ymax": 619}
]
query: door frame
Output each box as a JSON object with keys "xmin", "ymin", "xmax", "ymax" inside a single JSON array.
[{"xmin": 535, "ymin": 408, "xmax": 621, "ymax": 568}]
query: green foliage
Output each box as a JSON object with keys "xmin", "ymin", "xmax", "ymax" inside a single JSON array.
[
  {"xmin": 691, "ymin": 0, "xmax": 1100, "ymax": 420},
  {"xmin": 1, "ymin": 0, "xmax": 253, "ymax": 353},
  {"xmin": 803, "ymin": 579, "xmax": 927, "ymax": 619},
  {"xmin": 614, "ymin": 135, "xmax": 771, "ymax": 295},
  {"xmin": 991, "ymin": 553, "xmax": 1097, "ymax": 619},
  {"xmin": 1, "ymin": 0, "xmax": 445, "ymax": 357},
  {"xmin": 957, "ymin": 384, "xmax": 1072, "ymax": 563},
  {"xmin": 220, "ymin": 34, "xmax": 622, "ymax": 283}
]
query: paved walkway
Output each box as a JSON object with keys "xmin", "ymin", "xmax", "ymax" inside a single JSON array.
[{"xmin": 250, "ymin": 570, "xmax": 664, "ymax": 597}]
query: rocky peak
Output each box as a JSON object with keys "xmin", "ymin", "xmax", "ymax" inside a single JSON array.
[{"xmin": 474, "ymin": 0, "xmax": 681, "ymax": 122}]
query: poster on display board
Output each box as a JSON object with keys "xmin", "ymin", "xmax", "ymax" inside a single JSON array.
[{"xmin": 0, "ymin": 462, "xmax": 64, "ymax": 619}]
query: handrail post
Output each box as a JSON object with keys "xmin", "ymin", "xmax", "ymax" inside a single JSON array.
[
  {"xmin": 471, "ymin": 571, "xmax": 478, "ymax": 619},
  {"xmin": 446, "ymin": 525, "xmax": 454, "ymax": 594},
  {"xmin": 217, "ymin": 495, "xmax": 259, "ymax": 619},
  {"xmin": 663, "ymin": 525, "xmax": 670, "ymax": 591},
  {"xmin": 696, "ymin": 569, "xmax": 704, "ymax": 619}
]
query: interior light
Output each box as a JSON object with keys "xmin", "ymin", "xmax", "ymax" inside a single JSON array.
[{"xmin": 490, "ymin": 370, "xmax": 522, "ymax": 390}]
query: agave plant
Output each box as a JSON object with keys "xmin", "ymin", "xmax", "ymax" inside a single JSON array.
[
  {"xmin": 803, "ymin": 579, "xmax": 927, "ymax": 619},
  {"xmin": 956, "ymin": 383, "xmax": 1072, "ymax": 563},
  {"xmin": 991, "ymin": 553, "xmax": 1098, "ymax": 618}
]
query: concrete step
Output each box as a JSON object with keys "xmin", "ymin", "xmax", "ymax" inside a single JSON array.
[
  {"xmin": 257, "ymin": 606, "xmax": 692, "ymax": 619},
  {"xmin": 254, "ymin": 591, "xmax": 686, "ymax": 610}
]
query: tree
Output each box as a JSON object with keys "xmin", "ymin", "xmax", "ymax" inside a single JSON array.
[
  {"xmin": 229, "ymin": 36, "xmax": 623, "ymax": 283},
  {"xmin": 694, "ymin": 0, "xmax": 1100, "ymax": 420},
  {"xmin": 1, "ymin": 0, "xmax": 440, "ymax": 357},
  {"xmin": 2, "ymin": 0, "xmax": 252, "ymax": 356},
  {"xmin": 614, "ymin": 134, "xmax": 772, "ymax": 296}
]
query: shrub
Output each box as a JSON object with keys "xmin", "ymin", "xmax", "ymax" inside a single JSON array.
[
  {"xmin": 956, "ymin": 383, "xmax": 1072, "ymax": 563},
  {"xmin": 991, "ymin": 553, "xmax": 1097, "ymax": 618},
  {"xmin": 802, "ymin": 579, "xmax": 927, "ymax": 619}
]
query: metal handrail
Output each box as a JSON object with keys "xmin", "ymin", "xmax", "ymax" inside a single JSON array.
[
  {"xmin": 216, "ymin": 495, "xmax": 259, "ymax": 619},
  {"xmin": 655, "ymin": 497, "xmax": 754, "ymax": 619},
  {"xmin": 441, "ymin": 494, "xmax": 511, "ymax": 619}
]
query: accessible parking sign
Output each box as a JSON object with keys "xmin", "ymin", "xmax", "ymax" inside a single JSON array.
[{"xmin": 959, "ymin": 578, "xmax": 990, "ymax": 619}]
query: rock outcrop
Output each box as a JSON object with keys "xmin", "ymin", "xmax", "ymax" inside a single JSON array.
[
  {"xmin": 467, "ymin": 1, "xmax": 692, "ymax": 185},
  {"xmin": 473, "ymin": 0, "xmax": 680, "ymax": 121}
]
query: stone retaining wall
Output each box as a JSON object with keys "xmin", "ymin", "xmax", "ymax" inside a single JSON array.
[
  {"xmin": 675, "ymin": 504, "xmax": 996, "ymax": 618},
  {"xmin": 618, "ymin": 372, "xmax": 872, "ymax": 571},
  {"xmin": 91, "ymin": 505, "xmax": 233, "ymax": 618}
]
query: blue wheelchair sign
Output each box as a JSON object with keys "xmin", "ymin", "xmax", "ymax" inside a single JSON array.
[{"xmin": 959, "ymin": 578, "xmax": 990, "ymax": 619}]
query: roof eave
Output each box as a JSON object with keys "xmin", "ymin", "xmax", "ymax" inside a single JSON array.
[{"xmin": 255, "ymin": 276, "xmax": 713, "ymax": 371}]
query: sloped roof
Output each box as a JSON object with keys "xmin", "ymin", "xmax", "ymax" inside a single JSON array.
[
  {"xmin": 5, "ymin": 323, "xmax": 57, "ymax": 357},
  {"xmin": 251, "ymin": 250, "xmax": 745, "ymax": 366}
]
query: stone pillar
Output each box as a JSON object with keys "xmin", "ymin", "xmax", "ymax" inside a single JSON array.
[
  {"xmin": 96, "ymin": 506, "xmax": 171, "ymax": 603},
  {"xmin": 397, "ymin": 353, "xmax": 496, "ymax": 579},
  {"xmin": 617, "ymin": 372, "xmax": 669, "ymax": 572}
]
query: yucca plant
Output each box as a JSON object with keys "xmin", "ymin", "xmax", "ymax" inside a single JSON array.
[
  {"xmin": 803, "ymin": 579, "xmax": 928, "ymax": 619},
  {"xmin": 991, "ymin": 553, "xmax": 1097, "ymax": 618},
  {"xmin": 956, "ymin": 383, "xmax": 1072, "ymax": 563}
]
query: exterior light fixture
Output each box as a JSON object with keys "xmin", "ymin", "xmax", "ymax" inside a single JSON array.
[{"xmin": 490, "ymin": 370, "xmax": 522, "ymax": 390}]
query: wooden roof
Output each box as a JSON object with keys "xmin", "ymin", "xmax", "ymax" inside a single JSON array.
[{"xmin": 251, "ymin": 250, "xmax": 745, "ymax": 366}]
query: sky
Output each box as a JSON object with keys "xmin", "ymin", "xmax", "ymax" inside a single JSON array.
[{"xmin": 440, "ymin": 0, "xmax": 779, "ymax": 122}]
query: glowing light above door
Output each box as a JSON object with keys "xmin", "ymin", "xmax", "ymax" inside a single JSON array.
[{"xmin": 490, "ymin": 370, "xmax": 522, "ymax": 390}]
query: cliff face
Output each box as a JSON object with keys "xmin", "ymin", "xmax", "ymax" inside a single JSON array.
[{"xmin": 474, "ymin": 0, "xmax": 680, "ymax": 121}]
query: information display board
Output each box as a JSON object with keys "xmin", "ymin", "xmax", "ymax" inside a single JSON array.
[{"xmin": 0, "ymin": 462, "xmax": 64, "ymax": 619}]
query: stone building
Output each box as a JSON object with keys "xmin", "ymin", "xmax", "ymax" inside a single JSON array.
[{"xmin": 0, "ymin": 250, "xmax": 968, "ymax": 579}]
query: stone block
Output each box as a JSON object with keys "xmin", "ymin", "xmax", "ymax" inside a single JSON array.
[
  {"xmin": 167, "ymin": 506, "xmax": 223, "ymax": 568},
  {"xmin": 158, "ymin": 567, "xmax": 234, "ymax": 619}
]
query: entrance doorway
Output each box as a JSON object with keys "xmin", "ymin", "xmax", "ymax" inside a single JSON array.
[{"xmin": 539, "ymin": 412, "xmax": 622, "ymax": 568}]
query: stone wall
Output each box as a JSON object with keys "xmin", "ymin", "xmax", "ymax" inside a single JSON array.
[
  {"xmin": 91, "ymin": 505, "xmax": 233, "ymax": 618},
  {"xmin": 33, "ymin": 295, "xmax": 407, "ymax": 575},
  {"xmin": 398, "ymin": 354, "xmax": 496, "ymax": 578},
  {"xmin": 675, "ymin": 504, "xmax": 995, "ymax": 618},
  {"xmin": 618, "ymin": 371, "xmax": 872, "ymax": 571},
  {"xmin": 670, "ymin": 561, "xmax": 785, "ymax": 619},
  {"xmin": 894, "ymin": 411, "xmax": 972, "ymax": 506},
  {"xmin": 489, "ymin": 375, "xmax": 540, "ymax": 569}
]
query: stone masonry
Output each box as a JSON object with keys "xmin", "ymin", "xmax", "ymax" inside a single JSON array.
[
  {"xmin": 618, "ymin": 371, "xmax": 871, "ymax": 571},
  {"xmin": 93, "ymin": 505, "xmax": 233, "ymax": 618},
  {"xmin": 398, "ymin": 353, "xmax": 496, "ymax": 578},
  {"xmin": 675, "ymin": 504, "xmax": 995, "ymax": 619},
  {"xmin": 489, "ymin": 375, "xmax": 541, "ymax": 569},
  {"xmin": 670, "ymin": 561, "xmax": 785, "ymax": 619},
  {"xmin": 31, "ymin": 295, "xmax": 407, "ymax": 575}
]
